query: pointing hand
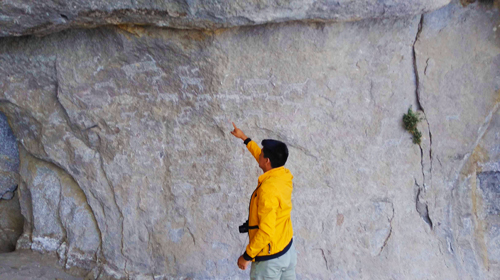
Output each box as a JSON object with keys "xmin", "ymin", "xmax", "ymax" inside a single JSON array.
[{"xmin": 231, "ymin": 122, "xmax": 248, "ymax": 140}]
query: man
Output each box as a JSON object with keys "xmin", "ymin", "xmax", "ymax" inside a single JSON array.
[{"xmin": 231, "ymin": 122, "xmax": 297, "ymax": 280}]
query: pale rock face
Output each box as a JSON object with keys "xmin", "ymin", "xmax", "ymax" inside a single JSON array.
[
  {"xmin": 0, "ymin": 0, "xmax": 451, "ymax": 37},
  {"xmin": 415, "ymin": 2, "xmax": 500, "ymax": 279},
  {"xmin": 0, "ymin": 0, "xmax": 499, "ymax": 279},
  {"xmin": 16, "ymin": 146, "xmax": 100, "ymax": 270}
]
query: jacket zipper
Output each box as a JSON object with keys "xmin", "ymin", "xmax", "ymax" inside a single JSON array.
[{"xmin": 268, "ymin": 243, "xmax": 271, "ymax": 254}]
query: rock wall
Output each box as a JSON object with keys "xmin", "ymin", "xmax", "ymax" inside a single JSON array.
[{"xmin": 0, "ymin": 0, "xmax": 499, "ymax": 279}]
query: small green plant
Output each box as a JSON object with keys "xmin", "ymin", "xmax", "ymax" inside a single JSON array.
[{"xmin": 403, "ymin": 106, "xmax": 422, "ymax": 145}]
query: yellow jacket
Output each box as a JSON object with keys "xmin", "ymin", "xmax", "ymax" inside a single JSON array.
[{"xmin": 243, "ymin": 140, "xmax": 294, "ymax": 262}]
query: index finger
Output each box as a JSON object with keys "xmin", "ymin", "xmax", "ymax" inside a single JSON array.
[{"xmin": 232, "ymin": 122, "xmax": 237, "ymax": 130}]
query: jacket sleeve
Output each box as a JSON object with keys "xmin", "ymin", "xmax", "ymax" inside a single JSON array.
[
  {"xmin": 244, "ymin": 186, "xmax": 278, "ymax": 259},
  {"xmin": 246, "ymin": 140, "xmax": 261, "ymax": 163}
]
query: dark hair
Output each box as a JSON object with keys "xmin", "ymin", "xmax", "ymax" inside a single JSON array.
[{"xmin": 261, "ymin": 139, "xmax": 288, "ymax": 168}]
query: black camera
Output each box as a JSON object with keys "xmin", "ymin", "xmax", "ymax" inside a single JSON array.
[{"xmin": 239, "ymin": 220, "xmax": 249, "ymax": 233}]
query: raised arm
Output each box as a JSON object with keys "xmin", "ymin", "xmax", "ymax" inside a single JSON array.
[{"xmin": 231, "ymin": 122, "xmax": 261, "ymax": 163}]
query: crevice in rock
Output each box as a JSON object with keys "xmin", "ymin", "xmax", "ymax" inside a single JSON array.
[
  {"xmin": 56, "ymin": 179, "xmax": 69, "ymax": 264},
  {"xmin": 54, "ymin": 59, "xmax": 93, "ymax": 148},
  {"xmin": 186, "ymin": 226, "xmax": 196, "ymax": 246},
  {"xmin": 423, "ymin": 58, "xmax": 430, "ymax": 75},
  {"xmin": 95, "ymin": 267, "xmax": 103, "ymax": 279},
  {"xmin": 287, "ymin": 143, "xmax": 319, "ymax": 161},
  {"xmin": 97, "ymin": 153, "xmax": 129, "ymax": 273},
  {"xmin": 83, "ymin": 124, "xmax": 99, "ymax": 131},
  {"xmin": 379, "ymin": 225, "xmax": 393, "ymax": 255},
  {"xmin": 0, "ymin": 185, "xmax": 18, "ymax": 200},
  {"xmin": 412, "ymin": 15, "xmax": 424, "ymax": 112},
  {"xmin": 418, "ymin": 143, "xmax": 426, "ymax": 185},
  {"xmin": 44, "ymin": 62, "xmax": 107, "ymax": 264},
  {"xmin": 257, "ymin": 126, "xmax": 319, "ymax": 160},
  {"xmin": 427, "ymin": 126, "xmax": 433, "ymax": 185},
  {"xmin": 313, "ymin": 248, "xmax": 329, "ymax": 271},
  {"xmin": 412, "ymin": 14, "xmax": 433, "ymax": 188},
  {"xmin": 414, "ymin": 179, "xmax": 433, "ymax": 229},
  {"xmin": 85, "ymin": 189, "xmax": 105, "ymax": 256},
  {"xmin": 447, "ymin": 236, "xmax": 455, "ymax": 254},
  {"xmin": 377, "ymin": 202, "xmax": 394, "ymax": 255}
]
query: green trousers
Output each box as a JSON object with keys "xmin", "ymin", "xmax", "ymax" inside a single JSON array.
[{"xmin": 250, "ymin": 243, "xmax": 297, "ymax": 280}]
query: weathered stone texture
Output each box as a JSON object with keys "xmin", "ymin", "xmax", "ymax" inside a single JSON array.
[
  {"xmin": 0, "ymin": 0, "xmax": 499, "ymax": 279},
  {"xmin": 15, "ymin": 146, "xmax": 100, "ymax": 270},
  {"xmin": 0, "ymin": 0, "xmax": 451, "ymax": 37},
  {"xmin": 415, "ymin": 1, "xmax": 500, "ymax": 279}
]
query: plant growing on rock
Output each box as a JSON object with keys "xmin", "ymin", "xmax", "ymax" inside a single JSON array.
[{"xmin": 403, "ymin": 106, "xmax": 422, "ymax": 145}]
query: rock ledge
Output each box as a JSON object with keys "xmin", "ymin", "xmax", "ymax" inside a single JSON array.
[{"xmin": 0, "ymin": 0, "xmax": 451, "ymax": 37}]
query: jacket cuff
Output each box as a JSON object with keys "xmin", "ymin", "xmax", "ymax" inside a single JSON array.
[
  {"xmin": 242, "ymin": 251, "xmax": 252, "ymax": 261},
  {"xmin": 243, "ymin": 138, "xmax": 251, "ymax": 145}
]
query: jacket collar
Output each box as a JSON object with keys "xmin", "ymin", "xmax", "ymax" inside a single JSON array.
[{"xmin": 258, "ymin": 166, "xmax": 286, "ymax": 184}]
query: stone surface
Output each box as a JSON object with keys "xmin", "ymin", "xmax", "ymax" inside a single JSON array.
[
  {"xmin": 414, "ymin": 1, "xmax": 500, "ymax": 279},
  {"xmin": 0, "ymin": 250, "xmax": 84, "ymax": 280},
  {"xmin": 1, "ymin": 15, "xmax": 427, "ymax": 279},
  {"xmin": 444, "ymin": 111, "xmax": 500, "ymax": 280},
  {"xmin": 0, "ymin": 0, "xmax": 451, "ymax": 37},
  {"xmin": 16, "ymin": 146, "xmax": 100, "ymax": 270},
  {"xmin": 0, "ymin": 192, "xmax": 23, "ymax": 253},
  {"xmin": 0, "ymin": 0, "xmax": 498, "ymax": 279}
]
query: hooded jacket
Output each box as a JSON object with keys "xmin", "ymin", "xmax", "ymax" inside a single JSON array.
[{"xmin": 242, "ymin": 140, "xmax": 294, "ymax": 262}]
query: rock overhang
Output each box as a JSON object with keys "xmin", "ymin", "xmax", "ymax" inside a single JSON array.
[{"xmin": 0, "ymin": 0, "xmax": 452, "ymax": 37}]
